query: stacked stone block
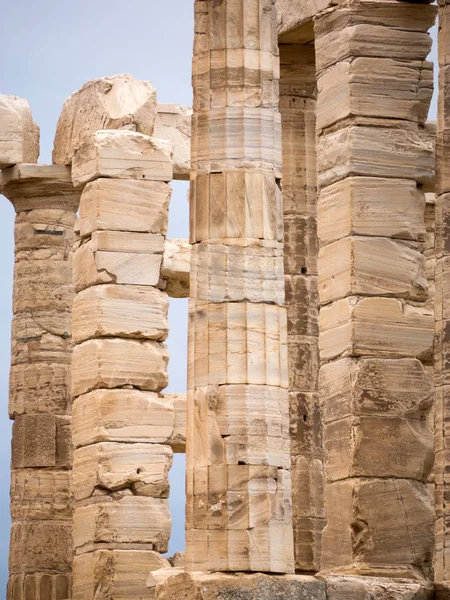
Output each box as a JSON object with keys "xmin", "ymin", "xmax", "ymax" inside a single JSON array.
[
  {"xmin": 315, "ymin": 1, "xmax": 436, "ymax": 579},
  {"xmin": 70, "ymin": 130, "xmax": 176, "ymax": 598},
  {"xmin": 187, "ymin": 0, "xmax": 294, "ymax": 573},
  {"xmin": 0, "ymin": 164, "xmax": 79, "ymax": 600},
  {"xmin": 279, "ymin": 41, "xmax": 324, "ymax": 573}
]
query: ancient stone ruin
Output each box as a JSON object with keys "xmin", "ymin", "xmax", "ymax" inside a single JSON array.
[{"xmin": 0, "ymin": 0, "xmax": 449, "ymax": 598}]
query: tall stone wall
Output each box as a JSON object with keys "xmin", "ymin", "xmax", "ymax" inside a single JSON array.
[
  {"xmin": 1, "ymin": 165, "xmax": 79, "ymax": 600},
  {"xmin": 314, "ymin": 1, "xmax": 436, "ymax": 579}
]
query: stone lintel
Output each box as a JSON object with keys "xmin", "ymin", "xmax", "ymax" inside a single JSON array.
[{"xmin": 0, "ymin": 164, "xmax": 80, "ymax": 212}]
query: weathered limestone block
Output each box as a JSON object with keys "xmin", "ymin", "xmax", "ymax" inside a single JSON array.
[
  {"xmin": 9, "ymin": 363, "xmax": 70, "ymax": 417},
  {"xmin": 319, "ymin": 358, "xmax": 434, "ymax": 423},
  {"xmin": 71, "ymin": 130, "xmax": 173, "ymax": 188},
  {"xmin": 0, "ymin": 95, "xmax": 39, "ymax": 168},
  {"xmin": 189, "ymin": 302, "xmax": 288, "ymax": 389},
  {"xmin": 14, "ymin": 208, "xmax": 76, "ymax": 252},
  {"xmin": 317, "ymin": 178, "xmax": 426, "ymax": 245},
  {"xmin": 161, "ymin": 238, "xmax": 191, "ymax": 298},
  {"xmin": 318, "ymin": 237, "xmax": 427, "ymax": 304},
  {"xmin": 73, "ymin": 442, "xmax": 172, "ymax": 500},
  {"xmin": 285, "ymin": 275, "xmax": 318, "ymax": 338},
  {"xmin": 7, "ymin": 573, "xmax": 71, "ymax": 600},
  {"xmin": 190, "ymin": 172, "xmax": 283, "ymax": 244},
  {"xmin": 319, "ymin": 297, "xmax": 433, "ymax": 361},
  {"xmin": 0, "ymin": 164, "xmax": 80, "ymax": 212},
  {"xmin": 12, "ymin": 414, "xmax": 56, "ymax": 469},
  {"xmin": 73, "ymin": 235, "xmax": 163, "ymax": 292},
  {"xmin": 73, "ymin": 549, "xmax": 169, "ymax": 600},
  {"xmin": 189, "ymin": 385, "xmax": 290, "ymax": 469},
  {"xmin": 284, "ymin": 215, "xmax": 317, "ymax": 276},
  {"xmin": 73, "ymin": 496, "xmax": 171, "ymax": 553},
  {"xmin": 169, "ymin": 393, "xmax": 188, "ymax": 453},
  {"xmin": 154, "ymin": 104, "xmax": 192, "ymax": 180},
  {"xmin": 72, "ymin": 284, "xmax": 169, "ymax": 343},
  {"xmin": 317, "ymin": 127, "xmax": 434, "ymax": 189},
  {"xmin": 317, "ymin": 59, "xmax": 433, "ymax": 130},
  {"xmin": 53, "ymin": 74, "xmax": 158, "ymax": 165},
  {"xmin": 150, "ymin": 571, "xmax": 326, "ymax": 600},
  {"xmin": 9, "ymin": 521, "xmax": 72, "ymax": 574},
  {"xmin": 10, "ymin": 469, "xmax": 72, "ymax": 521},
  {"xmin": 321, "ymin": 478, "xmax": 435, "ymax": 579},
  {"xmin": 72, "ymin": 389, "xmax": 183, "ymax": 449},
  {"xmin": 291, "ymin": 456, "xmax": 324, "ymax": 518},
  {"xmin": 190, "ymin": 242, "xmax": 284, "ymax": 304},
  {"xmin": 13, "ymin": 260, "xmax": 73, "ymax": 313},
  {"xmin": 288, "ymin": 335, "xmax": 320, "ymax": 392},
  {"xmin": 323, "ymin": 576, "xmax": 434, "ymax": 600},
  {"xmin": 78, "ymin": 178, "xmax": 170, "ymax": 237},
  {"xmin": 71, "ymin": 338, "xmax": 168, "ymax": 397},
  {"xmin": 290, "ymin": 392, "xmax": 322, "ymax": 459}
]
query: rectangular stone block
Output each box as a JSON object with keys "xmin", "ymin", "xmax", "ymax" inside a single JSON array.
[
  {"xmin": 154, "ymin": 103, "xmax": 192, "ymax": 181},
  {"xmin": 73, "ymin": 497, "xmax": 171, "ymax": 553},
  {"xmin": 284, "ymin": 214, "xmax": 317, "ymax": 277},
  {"xmin": 13, "ymin": 261, "xmax": 73, "ymax": 313},
  {"xmin": 73, "ymin": 549, "xmax": 169, "ymax": 600},
  {"xmin": 289, "ymin": 392, "xmax": 322, "ymax": 458},
  {"xmin": 321, "ymin": 478, "xmax": 435, "ymax": 579},
  {"xmin": 73, "ymin": 442, "xmax": 172, "ymax": 501},
  {"xmin": 9, "ymin": 362, "xmax": 70, "ymax": 417},
  {"xmin": 12, "ymin": 414, "xmax": 56, "ymax": 469},
  {"xmin": 91, "ymin": 230, "xmax": 165, "ymax": 254},
  {"xmin": 0, "ymin": 95, "xmax": 39, "ymax": 169},
  {"xmin": 14, "ymin": 208, "xmax": 76, "ymax": 252},
  {"xmin": 72, "ymin": 284, "xmax": 169, "ymax": 344},
  {"xmin": 161, "ymin": 238, "xmax": 191, "ymax": 299},
  {"xmin": 317, "ymin": 177, "xmax": 426, "ymax": 245},
  {"xmin": 71, "ymin": 130, "xmax": 173, "ymax": 188},
  {"xmin": 72, "ymin": 389, "xmax": 179, "ymax": 448},
  {"xmin": 292, "ymin": 517, "xmax": 325, "ymax": 574},
  {"xmin": 71, "ymin": 338, "xmax": 168, "ymax": 397},
  {"xmin": 317, "ymin": 127, "xmax": 434, "ymax": 190},
  {"xmin": 291, "ymin": 456, "xmax": 324, "ymax": 518},
  {"xmin": 10, "ymin": 469, "xmax": 72, "ymax": 521},
  {"xmin": 317, "ymin": 58, "xmax": 433, "ymax": 130},
  {"xmin": 73, "ymin": 237, "xmax": 163, "ymax": 292},
  {"xmin": 319, "ymin": 297, "xmax": 433, "ymax": 361},
  {"xmin": 285, "ymin": 275, "xmax": 318, "ymax": 338},
  {"xmin": 318, "ymin": 237, "xmax": 427, "ymax": 304},
  {"xmin": 7, "ymin": 573, "xmax": 71, "ymax": 600},
  {"xmin": 78, "ymin": 178, "xmax": 170, "ymax": 237},
  {"xmin": 190, "ymin": 242, "xmax": 284, "ymax": 305},
  {"xmin": 9, "ymin": 521, "xmax": 72, "ymax": 574},
  {"xmin": 323, "ymin": 576, "xmax": 434, "ymax": 600}
]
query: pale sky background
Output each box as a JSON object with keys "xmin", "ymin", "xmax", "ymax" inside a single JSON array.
[{"xmin": 0, "ymin": 2, "xmax": 440, "ymax": 594}]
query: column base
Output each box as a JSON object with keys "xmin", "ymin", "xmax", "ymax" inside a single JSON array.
[{"xmin": 148, "ymin": 570, "xmax": 438, "ymax": 600}]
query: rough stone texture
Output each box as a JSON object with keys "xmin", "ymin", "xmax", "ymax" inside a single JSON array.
[
  {"xmin": 161, "ymin": 238, "xmax": 191, "ymax": 298},
  {"xmin": 323, "ymin": 576, "xmax": 434, "ymax": 600},
  {"xmin": 0, "ymin": 95, "xmax": 39, "ymax": 168},
  {"xmin": 154, "ymin": 104, "xmax": 192, "ymax": 180},
  {"xmin": 53, "ymin": 74, "xmax": 158, "ymax": 165}
]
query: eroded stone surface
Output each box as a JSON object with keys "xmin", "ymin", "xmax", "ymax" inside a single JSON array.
[{"xmin": 0, "ymin": 95, "xmax": 39, "ymax": 168}]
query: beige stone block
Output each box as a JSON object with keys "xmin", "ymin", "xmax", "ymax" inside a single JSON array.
[
  {"xmin": 12, "ymin": 414, "xmax": 56, "ymax": 469},
  {"xmin": 73, "ymin": 549, "xmax": 169, "ymax": 600},
  {"xmin": 13, "ymin": 260, "xmax": 73, "ymax": 313},
  {"xmin": 0, "ymin": 164, "xmax": 80, "ymax": 212},
  {"xmin": 0, "ymin": 95, "xmax": 39, "ymax": 168},
  {"xmin": 14, "ymin": 208, "xmax": 76, "ymax": 252},
  {"xmin": 169, "ymin": 392, "xmax": 187, "ymax": 453},
  {"xmin": 73, "ymin": 496, "xmax": 170, "ymax": 553},
  {"xmin": 72, "ymin": 338, "xmax": 168, "ymax": 397},
  {"xmin": 7, "ymin": 573, "xmax": 71, "ymax": 600},
  {"xmin": 319, "ymin": 297, "xmax": 433, "ymax": 361},
  {"xmin": 73, "ymin": 238, "xmax": 162, "ymax": 292},
  {"xmin": 9, "ymin": 362, "xmax": 70, "ymax": 417},
  {"xmin": 190, "ymin": 242, "xmax": 284, "ymax": 304},
  {"xmin": 317, "ymin": 59, "xmax": 433, "ymax": 130},
  {"xmin": 318, "ymin": 237, "xmax": 427, "ymax": 304},
  {"xmin": 72, "ymin": 389, "xmax": 180, "ymax": 448},
  {"xmin": 78, "ymin": 178, "xmax": 170, "ymax": 237},
  {"xmin": 292, "ymin": 517, "xmax": 325, "ymax": 574},
  {"xmin": 317, "ymin": 127, "xmax": 434, "ymax": 190},
  {"xmin": 285, "ymin": 275, "xmax": 318, "ymax": 338},
  {"xmin": 154, "ymin": 103, "xmax": 192, "ymax": 180},
  {"xmin": 71, "ymin": 130, "xmax": 173, "ymax": 188},
  {"xmin": 289, "ymin": 392, "xmax": 322, "ymax": 458},
  {"xmin": 91, "ymin": 229, "xmax": 165, "ymax": 253},
  {"xmin": 73, "ymin": 442, "xmax": 172, "ymax": 500},
  {"xmin": 319, "ymin": 358, "xmax": 433, "ymax": 424},
  {"xmin": 321, "ymin": 478, "xmax": 435, "ymax": 579},
  {"xmin": 72, "ymin": 284, "xmax": 169, "ymax": 343},
  {"xmin": 324, "ymin": 416, "xmax": 433, "ymax": 482},
  {"xmin": 53, "ymin": 74, "xmax": 157, "ymax": 165},
  {"xmin": 161, "ymin": 239, "xmax": 191, "ymax": 298},
  {"xmin": 10, "ymin": 469, "xmax": 72, "ymax": 521},
  {"xmin": 317, "ymin": 177, "xmax": 426, "ymax": 245},
  {"xmin": 324, "ymin": 576, "xmax": 434, "ymax": 600},
  {"xmin": 287, "ymin": 335, "xmax": 319, "ymax": 392},
  {"xmin": 189, "ymin": 302, "xmax": 288, "ymax": 389},
  {"xmin": 291, "ymin": 456, "xmax": 325, "ymax": 519},
  {"xmin": 284, "ymin": 214, "xmax": 317, "ymax": 277},
  {"xmin": 9, "ymin": 521, "xmax": 72, "ymax": 574}
]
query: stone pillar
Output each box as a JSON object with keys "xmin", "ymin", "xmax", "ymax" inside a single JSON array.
[
  {"xmin": 70, "ymin": 130, "xmax": 175, "ymax": 598},
  {"xmin": 314, "ymin": 2, "xmax": 436, "ymax": 579},
  {"xmin": 0, "ymin": 164, "xmax": 79, "ymax": 600},
  {"xmin": 186, "ymin": 0, "xmax": 294, "ymax": 574},
  {"xmin": 279, "ymin": 42, "xmax": 324, "ymax": 573},
  {"xmin": 436, "ymin": 0, "xmax": 450, "ymax": 586}
]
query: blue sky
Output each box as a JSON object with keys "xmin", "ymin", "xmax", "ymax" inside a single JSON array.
[{"xmin": 0, "ymin": 1, "xmax": 439, "ymax": 593}]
